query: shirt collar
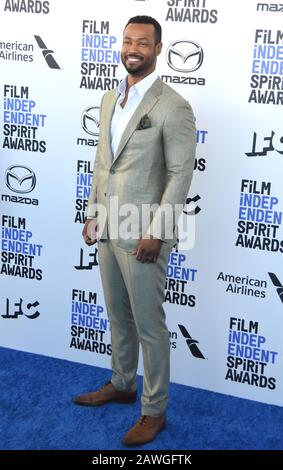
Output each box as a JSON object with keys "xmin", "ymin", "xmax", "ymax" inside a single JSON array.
[{"xmin": 117, "ymin": 70, "xmax": 158, "ymax": 99}]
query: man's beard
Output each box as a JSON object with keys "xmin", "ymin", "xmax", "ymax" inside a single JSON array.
[{"xmin": 122, "ymin": 55, "xmax": 155, "ymax": 76}]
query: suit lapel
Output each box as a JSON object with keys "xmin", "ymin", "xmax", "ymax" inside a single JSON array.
[
  {"xmin": 102, "ymin": 90, "xmax": 117, "ymax": 162},
  {"xmin": 112, "ymin": 78, "xmax": 163, "ymax": 164}
]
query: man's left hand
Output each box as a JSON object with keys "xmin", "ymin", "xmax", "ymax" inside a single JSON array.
[{"xmin": 132, "ymin": 236, "xmax": 162, "ymax": 263}]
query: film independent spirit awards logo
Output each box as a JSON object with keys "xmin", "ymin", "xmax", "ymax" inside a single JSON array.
[
  {"xmin": 5, "ymin": 165, "xmax": 36, "ymax": 193},
  {"xmin": 166, "ymin": 40, "xmax": 203, "ymax": 73}
]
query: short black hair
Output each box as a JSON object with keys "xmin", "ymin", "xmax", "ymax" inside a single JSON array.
[{"xmin": 125, "ymin": 15, "xmax": 162, "ymax": 44}]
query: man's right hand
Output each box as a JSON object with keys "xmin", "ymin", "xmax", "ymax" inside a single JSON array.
[{"xmin": 82, "ymin": 219, "xmax": 97, "ymax": 246}]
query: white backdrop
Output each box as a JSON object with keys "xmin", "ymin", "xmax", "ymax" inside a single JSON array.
[{"xmin": 1, "ymin": 0, "xmax": 283, "ymax": 406}]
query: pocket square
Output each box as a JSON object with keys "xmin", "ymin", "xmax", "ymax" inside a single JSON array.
[{"xmin": 137, "ymin": 114, "xmax": 151, "ymax": 130}]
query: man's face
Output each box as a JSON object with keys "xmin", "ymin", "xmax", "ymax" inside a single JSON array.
[{"xmin": 121, "ymin": 23, "xmax": 162, "ymax": 77}]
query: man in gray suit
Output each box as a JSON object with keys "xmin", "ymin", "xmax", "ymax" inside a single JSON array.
[{"xmin": 74, "ymin": 15, "xmax": 196, "ymax": 446}]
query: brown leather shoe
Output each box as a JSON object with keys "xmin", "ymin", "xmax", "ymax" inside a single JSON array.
[
  {"xmin": 122, "ymin": 415, "xmax": 166, "ymax": 446},
  {"xmin": 73, "ymin": 381, "xmax": 137, "ymax": 406}
]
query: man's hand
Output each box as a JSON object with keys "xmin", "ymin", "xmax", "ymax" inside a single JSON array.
[
  {"xmin": 132, "ymin": 236, "xmax": 162, "ymax": 263},
  {"xmin": 82, "ymin": 219, "xmax": 97, "ymax": 246}
]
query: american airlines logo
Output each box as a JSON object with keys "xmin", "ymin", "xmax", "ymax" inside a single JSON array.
[
  {"xmin": 34, "ymin": 35, "xmax": 60, "ymax": 69},
  {"xmin": 178, "ymin": 324, "xmax": 205, "ymax": 359},
  {"xmin": 268, "ymin": 272, "xmax": 283, "ymax": 304}
]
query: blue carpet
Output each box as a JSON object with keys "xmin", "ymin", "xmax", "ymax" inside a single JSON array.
[{"xmin": 0, "ymin": 346, "xmax": 282, "ymax": 450}]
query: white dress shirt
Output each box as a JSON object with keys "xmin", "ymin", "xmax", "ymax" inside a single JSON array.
[{"xmin": 110, "ymin": 70, "xmax": 158, "ymax": 156}]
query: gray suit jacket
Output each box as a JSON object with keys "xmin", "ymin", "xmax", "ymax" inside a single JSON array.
[{"xmin": 87, "ymin": 77, "xmax": 196, "ymax": 251}]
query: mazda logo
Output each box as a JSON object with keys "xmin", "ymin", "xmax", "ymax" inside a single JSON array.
[
  {"xmin": 167, "ymin": 40, "xmax": 203, "ymax": 73},
  {"xmin": 5, "ymin": 165, "xmax": 36, "ymax": 193},
  {"xmin": 81, "ymin": 106, "xmax": 100, "ymax": 136}
]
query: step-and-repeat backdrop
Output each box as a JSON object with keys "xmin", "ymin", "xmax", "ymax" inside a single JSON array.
[{"xmin": 1, "ymin": 0, "xmax": 283, "ymax": 406}]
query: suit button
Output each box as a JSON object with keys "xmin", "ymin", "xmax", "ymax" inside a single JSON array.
[{"xmin": 110, "ymin": 169, "xmax": 115, "ymax": 174}]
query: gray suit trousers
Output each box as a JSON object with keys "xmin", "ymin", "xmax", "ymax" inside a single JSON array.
[{"xmin": 98, "ymin": 239, "xmax": 172, "ymax": 417}]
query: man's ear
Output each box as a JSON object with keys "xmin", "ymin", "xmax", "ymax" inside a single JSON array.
[{"xmin": 156, "ymin": 41, "xmax": 162, "ymax": 56}]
